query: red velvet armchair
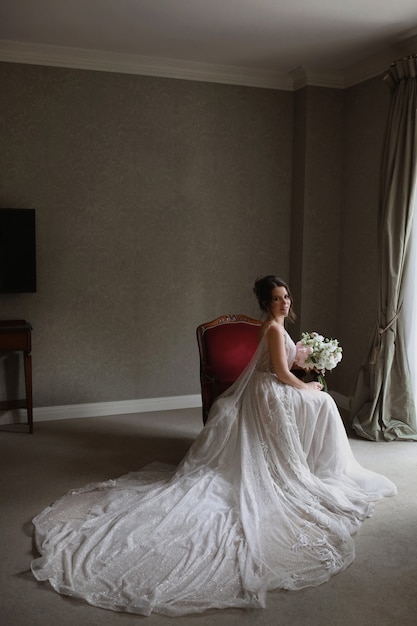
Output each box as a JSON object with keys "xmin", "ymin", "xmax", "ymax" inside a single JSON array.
[{"xmin": 196, "ymin": 314, "xmax": 262, "ymax": 424}]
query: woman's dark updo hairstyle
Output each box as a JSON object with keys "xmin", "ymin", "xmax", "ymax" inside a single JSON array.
[{"xmin": 253, "ymin": 275, "xmax": 296, "ymax": 323}]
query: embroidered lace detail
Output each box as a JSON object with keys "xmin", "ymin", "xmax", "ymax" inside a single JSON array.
[
  {"xmin": 292, "ymin": 526, "xmax": 344, "ymax": 574},
  {"xmin": 30, "ymin": 327, "xmax": 395, "ymax": 615}
]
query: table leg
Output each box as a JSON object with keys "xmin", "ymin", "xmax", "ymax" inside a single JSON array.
[{"xmin": 23, "ymin": 352, "xmax": 33, "ymax": 434}]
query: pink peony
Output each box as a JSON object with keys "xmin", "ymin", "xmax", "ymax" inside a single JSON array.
[{"xmin": 295, "ymin": 342, "xmax": 314, "ymax": 368}]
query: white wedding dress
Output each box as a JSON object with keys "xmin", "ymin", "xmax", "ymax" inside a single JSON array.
[{"xmin": 31, "ymin": 330, "xmax": 396, "ymax": 616}]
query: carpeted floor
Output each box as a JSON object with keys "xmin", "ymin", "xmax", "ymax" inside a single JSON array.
[{"xmin": 0, "ymin": 408, "xmax": 416, "ymax": 626}]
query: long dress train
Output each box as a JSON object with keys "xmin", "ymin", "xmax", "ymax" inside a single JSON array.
[{"xmin": 31, "ymin": 330, "xmax": 396, "ymax": 616}]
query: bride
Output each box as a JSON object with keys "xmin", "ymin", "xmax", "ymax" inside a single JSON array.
[{"xmin": 31, "ymin": 275, "xmax": 396, "ymax": 616}]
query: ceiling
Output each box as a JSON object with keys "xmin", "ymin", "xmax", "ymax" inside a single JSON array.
[{"xmin": 1, "ymin": 0, "xmax": 417, "ymax": 89}]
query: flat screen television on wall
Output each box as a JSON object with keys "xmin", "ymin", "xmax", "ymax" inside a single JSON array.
[{"xmin": 0, "ymin": 208, "xmax": 37, "ymax": 293}]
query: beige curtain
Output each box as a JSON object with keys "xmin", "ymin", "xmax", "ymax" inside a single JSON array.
[{"xmin": 350, "ymin": 55, "xmax": 417, "ymax": 441}]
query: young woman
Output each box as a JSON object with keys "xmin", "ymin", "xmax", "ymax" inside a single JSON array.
[
  {"xmin": 31, "ymin": 276, "xmax": 396, "ymax": 616},
  {"xmin": 255, "ymin": 275, "xmax": 324, "ymax": 391}
]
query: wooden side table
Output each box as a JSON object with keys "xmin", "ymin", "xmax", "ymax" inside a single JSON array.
[{"xmin": 0, "ymin": 320, "xmax": 33, "ymax": 433}]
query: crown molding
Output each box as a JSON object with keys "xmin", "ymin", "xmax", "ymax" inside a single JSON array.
[
  {"xmin": 1, "ymin": 37, "xmax": 416, "ymax": 91},
  {"xmin": 342, "ymin": 32, "xmax": 417, "ymax": 87},
  {"xmin": 0, "ymin": 39, "xmax": 293, "ymax": 90},
  {"xmin": 290, "ymin": 66, "xmax": 344, "ymax": 90},
  {"xmin": 342, "ymin": 50, "xmax": 396, "ymax": 88}
]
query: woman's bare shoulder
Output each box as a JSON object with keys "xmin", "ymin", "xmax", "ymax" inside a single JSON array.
[{"xmin": 260, "ymin": 320, "xmax": 284, "ymax": 340}]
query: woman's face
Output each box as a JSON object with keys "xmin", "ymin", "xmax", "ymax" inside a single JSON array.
[{"xmin": 269, "ymin": 286, "xmax": 291, "ymax": 319}]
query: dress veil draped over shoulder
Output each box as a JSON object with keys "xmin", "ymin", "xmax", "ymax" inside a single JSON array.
[{"xmin": 31, "ymin": 330, "xmax": 396, "ymax": 616}]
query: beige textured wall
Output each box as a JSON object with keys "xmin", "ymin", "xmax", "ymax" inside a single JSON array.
[
  {"xmin": 0, "ymin": 62, "xmax": 392, "ymax": 408},
  {"xmin": 290, "ymin": 87, "xmax": 343, "ymax": 342},
  {"xmin": 0, "ymin": 62, "xmax": 294, "ymax": 407},
  {"xmin": 335, "ymin": 75, "xmax": 391, "ymax": 396}
]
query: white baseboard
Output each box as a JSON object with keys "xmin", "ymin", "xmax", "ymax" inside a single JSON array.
[
  {"xmin": 0, "ymin": 394, "xmax": 202, "ymax": 425},
  {"xmin": 0, "ymin": 391, "xmax": 351, "ymax": 426}
]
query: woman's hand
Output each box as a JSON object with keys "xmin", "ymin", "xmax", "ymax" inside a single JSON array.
[{"xmin": 305, "ymin": 381, "xmax": 323, "ymax": 391}]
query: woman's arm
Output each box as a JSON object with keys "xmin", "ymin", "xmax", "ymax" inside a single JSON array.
[{"xmin": 267, "ymin": 324, "xmax": 322, "ymax": 391}]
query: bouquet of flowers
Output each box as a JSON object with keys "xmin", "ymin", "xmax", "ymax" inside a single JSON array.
[{"xmin": 294, "ymin": 332, "xmax": 342, "ymax": 390}]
